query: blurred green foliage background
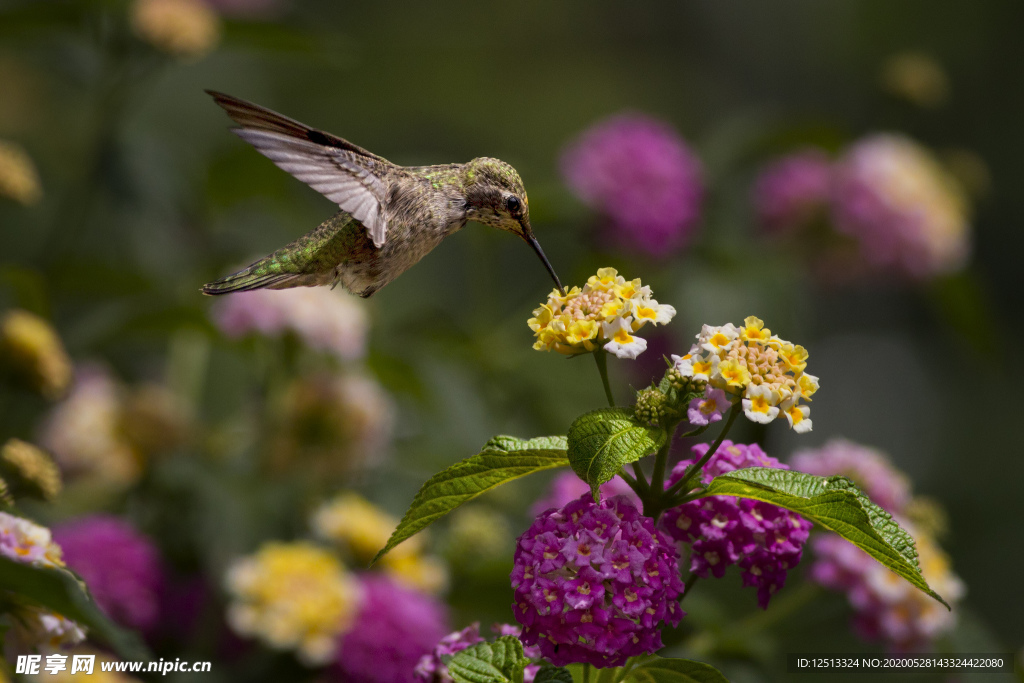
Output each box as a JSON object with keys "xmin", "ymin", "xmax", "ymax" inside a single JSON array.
[{"xmin": 1, "ymin": 0, "xmax": 1022, "ymax": 680}]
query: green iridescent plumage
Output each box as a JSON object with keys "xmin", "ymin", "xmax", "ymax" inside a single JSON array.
[{"xmin": 202, "ymin": 92, "xmax": 562, "ymax": 298}]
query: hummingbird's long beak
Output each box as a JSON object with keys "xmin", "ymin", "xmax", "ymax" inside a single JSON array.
[{"xmin": 521, "ymin": 222, "xmax": 565, "ymax": 295}]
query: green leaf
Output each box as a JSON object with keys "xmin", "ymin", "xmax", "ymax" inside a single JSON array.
[
  {"xmin": 697, "ymin": 467, "xmax": 949, "ymax": 608},
  {"xmin": 372, "ymin": 436, "xmax": 568, "ymax": 564},
  {"xmin": 444, "ymin": 635, "xmax": 527, "ymax": 683},
  {"xmin": 623, "ymin": 658, "xmax": 730, "ymax": 683},
  {"xmin": 534, "ymin": 666, "xmax": 574, "ymax": 683},
  {"xmin": 0, "ymin": 557, "xmax": 150, "ymax": 661},
  {"xmin": 483, "ymin": 435, "xmax": 568, "ymax": 452},
  {"xmin": 567, "ymin": 408, "xmax": 665, "ymax": 498}
]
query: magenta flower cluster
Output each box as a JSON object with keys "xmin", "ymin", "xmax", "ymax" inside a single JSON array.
[
  {"xmin": 752, "ymin": 149, "xmax": 832, "ymax": 234},
  {"xmin": 511, "ymin": 494, "xmax": 684, "ymax": 668},
  {"xmin": 334, "ymin": 575, "xmax": 450, "ymax": 683},
  {"xmin": 52, "ymin": 515, "xmax": 165, "ymax": 634},
  {"xmin": 662, "ymin": 442, "xmax": 812, "ymax": 608},
  {"xmin": 561, "ymin": 114, "xmax": 704, "ymax": 256},
  {"xmin": 415, "ymin": 623, "xmax": 541, "ymax": 683}
]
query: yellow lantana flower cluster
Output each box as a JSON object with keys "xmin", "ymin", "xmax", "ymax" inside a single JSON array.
[
  {"xmin": 528, "ymin": 267, "xmax": 675, "ymax": 359},
  {"xmin": 312, "ymin": 493, "xmax": 448, "ymax": 594},
  {"xmin": 0, "ymin": 140, "xmax": 43, "ymax": 205},
  {"xmin": 130, "ymin": 0, "xmax": 221, "ymax": 60},
  {"xmin": 224, "ymin": 542, "xmax": 359, "ymax": 666},
  {"xmin": 1, "ymin": 438, "xmax": 62, "ymax": 501},
  {"xmin": 0, "ymin": 309, "xmax": 72, "ymax": 400},
  {"xmin": 672, "ymin": 316, "xmax": 818, "ymax": 432}
]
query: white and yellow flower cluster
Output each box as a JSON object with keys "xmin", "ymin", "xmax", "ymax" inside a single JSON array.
[
  {"xmin": 225, "ymin": 542, "xmax": 360, "ymax": 666},
  {"xmin": 672, "ymin": 316, "xmax": 818, "ymax": 432},
  {"xmin": 528, "ymin": 267, "xmax": 675, "ymax": 359},
  {"xmin": 312, "ymin": 493, "xmax": 447, "ymax": 595},
  {"xmin": 0, "ymin": 513, "xmax": 88, "ymax": 653},
  {"xmin": 0, "ymin": 511, "xmax": 65, "ymax": 569}
]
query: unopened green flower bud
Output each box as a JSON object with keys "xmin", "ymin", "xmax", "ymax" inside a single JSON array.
[{"xmin": 634, "ymin": 387, "xmax": 677, "ymax": 427}]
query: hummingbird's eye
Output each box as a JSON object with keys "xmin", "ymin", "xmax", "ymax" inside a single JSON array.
[{"xmin": 505, "ymin": 196, "xmax": 522, "ymax": 215}]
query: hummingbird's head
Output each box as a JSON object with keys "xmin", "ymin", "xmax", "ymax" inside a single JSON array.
[{"xmin": 463, "ymin": 157, "xmax": 564, "ymax": 294}]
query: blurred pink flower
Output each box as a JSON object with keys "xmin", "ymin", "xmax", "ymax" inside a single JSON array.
[
  {"xmin": 752, "ymin": 149, "xmax": 832, "ymax": 234},
  {"xmin": 811, "ymin": 530, "xmax": 964, "ymax": 652},
  {"xmin": 38, "ymin": 364, "xmax": 140, "ymax": 487},
  {"xmin": 335, "ymin": 575, "xmax": 449, "ymax": 683},
  {"xmin": 831, "ymin": 134, "xmax": 970, "ymax": 278},
  {"xmin": 53, "ymin": 515, "xmax": 165, "ymax": 634},
  {"xmin": 561, "ymin": 114, "xmax": 704, "ymax": 256},
  {"xmin": 211, "ymin": 287, "xmax": 368, "ymax": 361}
]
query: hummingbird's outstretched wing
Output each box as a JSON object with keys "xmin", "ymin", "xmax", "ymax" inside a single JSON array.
[{"xmin": 206, "ymin": 91, "xmax": 391, "ymax": 248}]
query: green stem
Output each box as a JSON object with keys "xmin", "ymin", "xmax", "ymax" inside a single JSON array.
[
  {"xmin": 593, "ymin": 349, "xmax": 615, "ymax": 407},
  {"xmin": 664, "ymin": 404, "xmax": 741, "ymax": 499},
  {"xmin": 650, "ymin": 442, "xmax": 670, "ymax": 499},
  {"xmin": 614, "ymin": 659, "xmax": 638, "ymax": 683},
  {"xmin": 678, "ymin": 424, "xmax": 710, "ymax": 439},
  {"xmin": 583, "ymin": 663, "xmax": 593, "ymax": 683},
  {"xmin": 630, "ymin": 462, "xmax": 650, "ymax": 495},
  {"xmin": 679, "ymin": 574, "xmax": 700, "ymax": 603},
  {"xmin": 642, "ymin": 439, "xmax": 674, "ymax": 521}
]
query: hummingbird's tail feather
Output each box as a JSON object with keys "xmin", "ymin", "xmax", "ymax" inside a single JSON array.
[
  {"xmin": 202, "ymin": 257, "xmax": 327, "ymax": 295},
  {"xmin": 203, "ymin": 212, "xmax": 367, "ymax": 296},
  {"xmin": 202, "ymin": 271, "xmax": 305, "ymax": 295}
]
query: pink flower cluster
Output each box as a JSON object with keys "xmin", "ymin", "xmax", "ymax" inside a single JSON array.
[
  {"xmin": 832, "ymin": 134, "xmax": 969, "ymax": 278},
  {"xmin": 662, "ymin": 441, "xmax": 812, "ymax": 608},
  {"xmin": 792, "ymin": 440, "xmax": 964, "ymax": 651},
  {"xmin": 809, "ymin": 533, "xmax": 963, "ymax": 652},
  {"xmin": 414, "ymin": 623, "xmax": 540, "ymax": 683},
  {"xmin": 753, "ymin": 135, "xmax": 971, "ymax": 280},
  {"xmin": 753, "ymin": 149, "xmax": 832, "ymax": 235},
  {"xmin": 210, "ymin": 287, "xmax": 368, "ymax": 361},
  {"xmin": 53, "ymin": 515, "xmax": 165, "ymax": 634},
  {"xmin": 561, "ymin": 114, "xmax": 704, "ymax": 256},
  {"xmin": 511, "ymin": 495, "xmax": 684, "ymax": 667},
  {"xmin": 334, "ymin": 575, "xmax": 450, "ymax": 683}
]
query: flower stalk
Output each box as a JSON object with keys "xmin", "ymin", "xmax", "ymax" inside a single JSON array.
[
  {"xmin": 593, "ymin": 348, "xmax": 616, "ymax": 407},
  {"xmin": 664, "ymin": 403, "xmax": 741, "ymax": 501}
]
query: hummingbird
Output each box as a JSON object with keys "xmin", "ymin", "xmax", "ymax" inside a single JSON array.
[{"xmin": 202, "ymin": 91, "xmax": 564, "ymax": 298}]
